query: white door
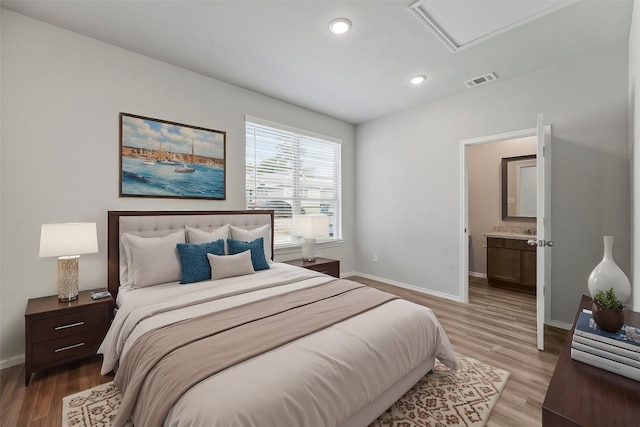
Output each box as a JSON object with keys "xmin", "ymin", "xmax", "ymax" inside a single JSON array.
[{"xmin": 535, "ymin": 114, "xmax": 552, "ymax": 350}]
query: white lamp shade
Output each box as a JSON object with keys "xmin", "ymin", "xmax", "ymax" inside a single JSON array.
[
  {"xmin": 292, "ymin": 215, "xmax": 329, "ymax": 237},
  {"xmin": 39, "ymin": 222, "xmax": 98, "ymax": 257}
]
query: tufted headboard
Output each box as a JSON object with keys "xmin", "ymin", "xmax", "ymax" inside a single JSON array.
[{"xmin": 107, "ymin": 210, "xmax": 274, "ymax": 299}]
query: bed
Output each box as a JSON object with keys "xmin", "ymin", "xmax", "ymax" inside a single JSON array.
[{"xmin": 99, "ymin": 210, "xmax": 458, "ymax": 427}]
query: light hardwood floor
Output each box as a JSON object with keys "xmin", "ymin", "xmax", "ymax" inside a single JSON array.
[{"xmin": 0, "ymin": 276, "xmax": 567, "ymax": 427}]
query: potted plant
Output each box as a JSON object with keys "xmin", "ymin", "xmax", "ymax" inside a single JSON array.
[{"xmin": 592, "ymin": 288, "xmax": 625, "ymax": 333}]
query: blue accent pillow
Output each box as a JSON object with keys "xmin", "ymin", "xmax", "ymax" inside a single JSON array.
[
  {"xmin": 227, "ymin": 237, "xmax": 270, "ymax": 271},
  {"xmin": 176, "ymin": 239, "xmax": 225, "ymax": 284}
]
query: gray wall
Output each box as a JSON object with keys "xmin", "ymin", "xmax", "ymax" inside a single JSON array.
[
  {"xmin": 0, "ymin": 10, "xmax": 356, "ymax": 363},
  {"xmin": 355, "ymin": 43, "xmax": 630, "ymax": 326},
  {"xmin": 550, "ymin": 139, "xmax": 630, "ymax": 321}
]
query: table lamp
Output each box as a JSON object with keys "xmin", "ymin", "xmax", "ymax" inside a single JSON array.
[
  {"xmin": 292, "ymin": 215, "xmax": 329, "ymax": 262},
  {"xmin": 39, "ymin": 222, "xmax": 98, "ymax": 301}
]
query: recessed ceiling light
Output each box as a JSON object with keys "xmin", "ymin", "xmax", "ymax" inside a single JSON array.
[
  {"xmin": 410, "ymin": 75, "xmax": 427, "ymax": 85},
  {"xmin": 329, "ymin": 18, "xmax": 352, "ymax": 35}
]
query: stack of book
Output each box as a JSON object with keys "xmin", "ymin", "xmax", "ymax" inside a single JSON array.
[{"xmin": 571, "ymin": 309, "xmax": 640, "ymax": 381}]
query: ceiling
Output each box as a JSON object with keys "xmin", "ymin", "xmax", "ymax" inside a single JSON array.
[{"xmin": 1, "ymin": 0, "xmax": 633, "ymax": 124}]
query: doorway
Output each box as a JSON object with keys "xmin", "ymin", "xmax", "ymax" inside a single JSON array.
[
  {"xmin": 467, "ymin": 136, "xmax": 537, "ymax": 282},
  {"xmin": 460, "ymin": 123, "xmax": 549, "ymax": 349}
]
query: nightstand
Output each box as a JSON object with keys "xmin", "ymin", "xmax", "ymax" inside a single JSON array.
[
  {"xmin": 284, "ymin": 257, "xmax": 340, "ymax": 278},
  {"xmin": 24, "ymin": 289, "xmax": 112, "ymax": 386}
]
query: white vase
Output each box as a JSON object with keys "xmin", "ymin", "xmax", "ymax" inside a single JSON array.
[{"xmin": 587, "ymin": 236, "xmax": 631, "ymax": 304}]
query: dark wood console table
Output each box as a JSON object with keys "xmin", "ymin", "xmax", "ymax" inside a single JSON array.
[{"xmin": 542, "ymin": 295, "xmax": 640, "ymax": 426}]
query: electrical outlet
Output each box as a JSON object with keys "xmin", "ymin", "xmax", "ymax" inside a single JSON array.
[{"xmin": 373, "ymin": 253, "xmax": 378, "ymax": 263}]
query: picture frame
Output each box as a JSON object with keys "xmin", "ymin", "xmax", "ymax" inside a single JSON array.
[{"xmin": 119, "ymin": 113, "xmax": 226, "ymax": 200}]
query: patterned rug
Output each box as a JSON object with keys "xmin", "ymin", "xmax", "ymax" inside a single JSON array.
[{"xmin": 62, "ymin": 354, "xmax": 508, "ymax": 427}]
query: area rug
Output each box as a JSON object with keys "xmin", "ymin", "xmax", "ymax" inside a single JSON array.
[
  {"xmin": 370, "ymin": 354, "xmax": 509, "ymax": 427},
  {"xmin": 62, "ymin": 354, "xmax": 508, "ymax": 427}
]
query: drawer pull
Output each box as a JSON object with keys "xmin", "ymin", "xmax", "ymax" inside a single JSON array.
[
  {"xmin": 55, "ymin": 342, "xmax": 85, "ymax": 353},
  {"xmin": 55, "ymin": 321, "xmax": 85, "ymax": 330}
]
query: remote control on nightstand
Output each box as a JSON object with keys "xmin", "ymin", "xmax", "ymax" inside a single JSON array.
[{"xmin": 91, "ymin": 291, "xmax": 111, "ymax": 300}]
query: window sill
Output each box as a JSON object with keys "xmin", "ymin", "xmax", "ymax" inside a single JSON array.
[{"xmin": 275, "ymin": 238, "xmax": 345, "ymax": 256}]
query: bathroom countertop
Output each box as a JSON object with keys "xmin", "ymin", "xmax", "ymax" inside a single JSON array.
[{"xmin": 484, "ymin": 231, "xmax": 537, "ymax": 241}]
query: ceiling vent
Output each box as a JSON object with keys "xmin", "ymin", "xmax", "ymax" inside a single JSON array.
[{"xmin": 464, "ymin": 73, "xmax": 498, "ymax": 88}]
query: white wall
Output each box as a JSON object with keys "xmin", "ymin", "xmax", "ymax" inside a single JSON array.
[
  {"xmin": 631, "ymin": 0, "xmax": 639, "ymax": 312},
  {"xmin": 355, "ymin": 43, "xmax": 630, "ymax": 326},
  {"xmin": 0, "ymin": 10, "xmax": 355, "ymax": 363}
]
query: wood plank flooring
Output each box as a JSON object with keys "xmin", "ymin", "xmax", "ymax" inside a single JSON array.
[
  {"xmin": 1, "ymin": 355, "xmax": 112, "ymax": 427},
  {"xmin": 0, "ymin": 276, "xmax": 567, "ymax": 427}
]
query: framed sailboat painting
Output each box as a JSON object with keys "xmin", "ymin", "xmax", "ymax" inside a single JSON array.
[{"xmin": 119, "ymin": 113, "xmax": 226, "ymax": 200}]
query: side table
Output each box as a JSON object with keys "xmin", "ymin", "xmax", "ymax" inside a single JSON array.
[
  {"xmin": 24, "ymin": 289, "xmax": 112, "ymax": 386},
  {"xmin": 542, "ymin": 295, "xmax": 640, "ymax": 426},
  {"xmin": 284, "ymin": 257, "xmax": 340, "ymax": 278}
]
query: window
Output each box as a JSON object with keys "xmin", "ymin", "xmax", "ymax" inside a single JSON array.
[{"xmin": 245, "ymin": 117, "xmax": 342, "ymax": 247}]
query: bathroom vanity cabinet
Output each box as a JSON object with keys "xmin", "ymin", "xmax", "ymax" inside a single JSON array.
[{"xmin": 486, "ymin": 236, "xmax": 536, "ymax": 293}]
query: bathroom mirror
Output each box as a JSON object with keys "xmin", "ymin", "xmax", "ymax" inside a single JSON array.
[{"xmin": 502, "ymin": 155, "xmax": 537, "ymax": 220}]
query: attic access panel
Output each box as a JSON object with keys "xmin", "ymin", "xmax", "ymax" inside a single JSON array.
[{"xmin": 408, "ymin": 0, "xmax": 577, "ymax": 52}]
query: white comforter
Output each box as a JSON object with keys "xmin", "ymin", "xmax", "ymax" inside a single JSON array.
[{"xmin": 98, "ymin": 263, "xmax": 458, "ymax": 427}]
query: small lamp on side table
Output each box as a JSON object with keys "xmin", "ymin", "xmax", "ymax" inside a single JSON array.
[
  {"xmin": 292, "ymin": 215, "xmax": 329, "ymax": 262},
  {"xmin": 39, "ymin": 222, "xmax": 98, "ymax": 302}
]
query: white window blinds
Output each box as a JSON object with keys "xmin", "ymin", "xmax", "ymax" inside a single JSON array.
[{"xmin": 245, "ymin": 117, "xmax": 342, "ymax": 246}]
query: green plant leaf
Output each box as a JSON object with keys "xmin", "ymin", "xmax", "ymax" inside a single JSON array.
[{"xmin": 593, "ymin": 288, "xmax": 623, "ymax": 309}]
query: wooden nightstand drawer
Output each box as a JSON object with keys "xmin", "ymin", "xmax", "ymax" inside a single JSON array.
[
  {"xmin": 31, "ymin": 330, "xmax": 104, "ymax": 366},
  {"xmin": 31, "ymin": 308, "xmax": 106, "ymax": 344}
]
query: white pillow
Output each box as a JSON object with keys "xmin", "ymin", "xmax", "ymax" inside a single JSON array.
[
  {"xmin": 119, "ymin": 240, "xmax": 131, "ymax": 287},
  {"xmin": 121, "ymin": 230, "xmax": 185, "ymax": 287},
  {"xmin": 121, "ymin": 234, "xmax": 139, "ymax": 286},
  {"xmin": 186, "ymin": 224, "xmax": 230, "ymax": 253},
  {"xmin": 230, "ymin": 224, "xmax": 272, "ymax": 261},
  {"xmin": 207, "ymin": 251, "xmax": 255, "ymax": 280}
]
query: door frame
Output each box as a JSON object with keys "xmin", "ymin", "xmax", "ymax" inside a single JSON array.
[{"xmin": 460, "ymin": 126, "xmax": 548, "ymax": 342}]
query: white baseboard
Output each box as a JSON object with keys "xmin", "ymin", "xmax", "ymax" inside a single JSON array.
[
  {"xmin": 345, "ymin": 272, "xmax": 462, "ymax": 302},
  {"xmin": 546, "ymin": 320, "xmax": 573, "ymax": 331},
  {"xmin": 0, "ymin": 354, "xmax": 24, "ymax": 370},
  {"xmin": 469, "ymin": 271, "xmax": 487, "ymax": 279},
  {"xmin": 340, "ymin": 270, "xmax": 356, "ymax": 279}
]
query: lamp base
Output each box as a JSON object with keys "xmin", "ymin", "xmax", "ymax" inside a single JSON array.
[
  {"xmin": 58, "ymin": 256, "xmax": 79, "ymax": 302},
  {"xmin": 301, "ymin": 237, "xmax": 317, "ymax": 262}
]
